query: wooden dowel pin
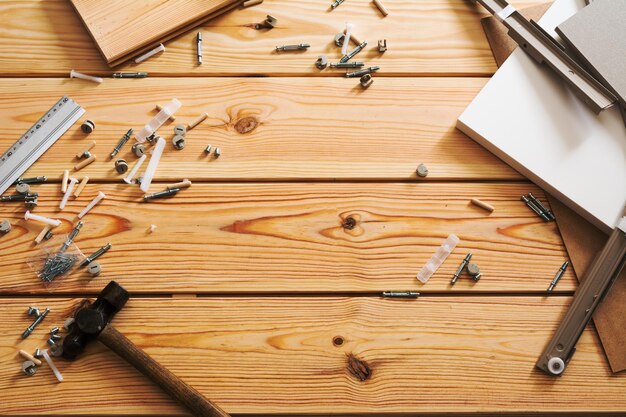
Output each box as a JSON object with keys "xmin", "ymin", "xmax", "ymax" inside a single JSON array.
[
  {"xmin": 74, "ymin": 176, "xmax": 90, "ymax": 198},
  {"xmin": 74, "ymin": 155, "xmax": 96, "ymax": 171},
  {"xmin": 187, "ymin": 113, "xmax": 208, "ymax": 130},
  {"xmin": 470, "ymin": 198, "xmax": 495, "ymax": 213},
  {"xmin": 373, "ymin": 0, "xmax": 389, "ymax": 16},
  {"xmin": 61, "ymin": 170, "xmax": 69, "ymax": 193},
  {"xmin": 166, "ymin": 180, "xmax": 192, "ymax": 190}
]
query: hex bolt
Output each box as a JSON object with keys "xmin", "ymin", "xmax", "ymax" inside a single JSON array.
[
  {"xmin": 172, "ymin": 135, "xmax": 185, "ymax": 150},
  {"xmin": 0, "ymin": 219, "xmax": 11, "ymax": 234},
  {"xmin": 80, "ymin": 243, "xmax": 112, "ymax": 267},
  {"xmin": 132, "ymin": 143, "xmax": 146, "ymax": 157},
  {"xmin": 21, "ymin": 307, "xmax": 49, "ymax": 339},
  {"xmin": 81, "ymin": 120, "xmax": 95, "ymax": 134},
  {"xmin": 528, "ymin": 192, "xmax": 555, "ymax": 220},
  {"xmin": 451, "ymin": 253, "xmax": 473, "ymax": 285},
  {"xmin": 87, "ymin": 262, "xmax": 102, "ymax": 277},
  {"xmin": 22, "ymin": 361, "xmax": 37, "ymax": 376},
  {"xmin": 416, "ymin": 163, "xmax": 429, "ymax": 177},
  {"xmin": 115, "ymin": 159, "xmax": 129, "ymax": 174},
  {"xmin": 110, "ymin": 128, "xmax": 133, "ymax": 159}
]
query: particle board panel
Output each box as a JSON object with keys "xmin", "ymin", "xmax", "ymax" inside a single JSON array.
[
  {"xmin": 1, "ymin": 297, "xmax": 625, "ymax": 415},
  {"xmin": 0, "ymin": 77, "xmax": 520, "ymax": 181},
  {"xmin": 0, "ymin": 0, "xmax": 546, "ymax": 76},
  {"xmin": 0, "ymin": 182, "xmax": 573, "ymax": 294},
  {"xmin": 69, "ymin": 0, "xmax": 242, "ymax": 67}
]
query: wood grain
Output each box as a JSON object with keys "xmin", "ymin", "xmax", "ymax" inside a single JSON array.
[
  {"xmin": 0, "ymin": 182, "xmax": 573, "ymax": 294},
  {"xmin": 1, "ymin": 296, "xmax": 625, "ymax": 415},
  {"xmin": 0, "ymin": 0, "xmax": 546, "ymax": 76},
  {"xmin": 0, "ymin": 77, "xmax": 520, "ymax": 181}
]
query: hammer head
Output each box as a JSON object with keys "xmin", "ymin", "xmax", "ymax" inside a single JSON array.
[{"xmin": 62, "ymin": 280, "xmax": 129, "ymax": 360}]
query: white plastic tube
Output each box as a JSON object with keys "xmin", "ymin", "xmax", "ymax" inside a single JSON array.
[
  {"xmin": 135, "ymin": 43, "xmax": 165, "ymax": 64},
  {"xmin": 342, "ymin": 23, "xmax": 354, "ymax": 55},
  {"xmin": 25, "ymin": 211, "xmax": 61, "ymax": 227},
  {"xmin": 140, "ymin": 137, "xmax": 165, "ymax": 192},
  {"xmin": 70, "ymin": 70, "xmax": 103, "ymax": 84},
  {"xmin": 135, "ymin": 98, "xmax": 181, "ymax": 143},
  {"xmin": 78, "ymin": 191, "xmax": 106, "ymax": 219},
  {"xmin": 42, "ymin": 349, "xmax": 63, "ymax": 382},
  {"xmin": 417, "ymin": 234, "xmax": 460, "ymax": 283},
  {"xmin": 123, "ymin": 153, "xmax": 147, "ymax": 184},
  {"xmin": 59, "ymin": 177, "xmax": 78, "ymax": 210}
]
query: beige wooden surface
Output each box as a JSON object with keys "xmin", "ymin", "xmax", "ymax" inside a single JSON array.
[{"xmin": 0, "ymin": 0, "xmax": 622, "ymax": 416}]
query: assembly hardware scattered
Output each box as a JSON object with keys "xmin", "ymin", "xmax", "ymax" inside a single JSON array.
[
  {"xmin": 77, "ymin": 191, "xmax": 106, "ymax": 219},
  {"xmin": 213, "ymin": 147, "xmax": 221, "ymax": 158},
  {"xmin": 25, "ymin": 210, "xmax": 61, "ymax": 227},
  {"xmin": 0, "ymin": 219, "xmax": 11, "ymax": 234},
  {"xmin": 382, "ymin": 291, "xmax": 419, "ymax": 298},
  {"xmin": 74, "ymin": 176, "xmax": 89, "ymax": 198},
  {"xmin": 417, "ymin": 234, "xmax": 460, "ymax": 283},
  {"xmin": 466, "ymin": 263, "xmax": 481, "ymax": 281},
  {"xmin": 331, "ymin": 0, "xmax": 345, "ymax": 8},
  {"xmin": 360, "ymin": 74, "xmax": 373, "ymax": 88},
  {"xmin": 134, "ymin": 43, "xmax": 165, "ymax": 64},
  {"xmin": 80, "ymin": 243, "xmax": 112, "ymax": 267},
  {"xmin": 21, "ymin": 307, "xmax": 49, "ymax": 339},
  {"xmin": 528, "ymin": 192, "xmax": 555, "ymax": 220},
  {"xmin": 19, "ymin": 349, "xmax": 42, "ymax": 366},
  {"xmin": 77, "ymin": 141, "xmax": 96, "ymax": 159},
  {"xmin": 373, "ymin": 0, "xmax": 389, "ymax": 16},
  {"xmin": 123, "ymin": 154, "xmax": 147, "ymax": 184},
  {"xmin": 275, "ymin": 44, "xmax": 311, "ymax": 52},
  {"xmin": 316, "ymin": 55, "xmax": 328, "ymax": 70},
  {"xmin": 196, "ymin": 32, "xmax": 203, "ymax": 65},
  {"xmin": 42, "ymin": 349, "xmax": 63, "ymax": 382},
  {"xmin": 59, "ymin": 221, "xmax": 83, "ymax": 253},
  {"xmin": 330, "ymin": 62, "xmax": 364, "ymax": 68},
  {"xmin": 110, "ymin": 128, "xmax": 133, "ymax": 159},
  {"xmin": 136, "ymin": 99, "xmax": 181, "ymax": 143},
  {"xmin": 451, "ymin": 253, "xmax": 473, "ymax": 285},
  {"xmin": 377, "ymin": 39, "xmax": 387, "ymax": 52},
  {"xmin": 144, "ymin": 188, "xmax": 180, "ymax": 202},
  {"xmin": 255, "ymin": 15, "xmax": 277, "ymax": 30},
  {"xmin": 70, "ymin": 70, "xmax": 103, "ymax": 84},
  {"xmin": 74, "ymin": 154, "xmax": 96, "ymax": 171},
  {"xmin": 167, "ymin": 180, "xmax": 192, "ymax": 190},
  {"xmin": 112, "ymin": 72, "xmax": 148, "ymax": 78},
  {"xmin": 59, "ymin": 177, "xmax": 78, "ymax": 209},
  {"xmin": 0, "ymin": 96, "xmax": 84, "ymax": 196},
  {"xmin": 470, "ymin": 198, "xmax": 495, "ymax": 213},
  {"xmin": 416, "ymin": 163, "xmax": 429, "ymax": 177},
  {"xmin": 115, "ymin": 159, "xmax": 129, "ymax": 174},
  {"xmin": 547, "ymin": 261, "xmax": 569, "ymax": 293},
  {"xmin": 40, "ymin": 252, "xmax": 78, "ymax": 282},
  {"xmin": 188, "ymin": 113, "xmax": 208, "ymax": 130},
  {"xmin": 155, "ymin": 104, "xmax": 176, "ymax": 122},
  {"xmin": 87, "ymin": 261, "xmax": 102, "ymax": 277},
  {"xmin": 172, "ymin": 135, "xmax": 185, "ymax": 150},
  {"xmin": 346, "ymin": 66, "xmax": 379, "ymax": 78},
  {"xmin": 521, "ymin": 194, "xmax": 551, "ymax": 221},
  {"xmin": 27, "ymin": 306, "xmax": 40, "ymax": 317},
  {"xmin": 21, "ymin": 360, "xmax": 37, "ymax": 376},
  {"xmin": 340, "ymin": 41, "xmax": 368, "ymax": 63},
  {"xmin": 13, "ymin": 176, "xmax": 47, "ymax": 185},
  {"xmin": 81, "ymin": 120, "xmax": 95, "ymax": 134}
]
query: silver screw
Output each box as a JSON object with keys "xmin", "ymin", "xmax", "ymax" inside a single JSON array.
[
  {"xmin": 451, "ymin": 253, "xmax": 472, "ymax": 285},
  {"xmin": 22, "ymin": 307, "xmax": 49, "ymax": 339},
  {"xmin": 213, "ymin": 147, "xmax": 221, "ymax": 158},
  {"xmin": 33, "ymin": 348, "xmax": 42, "ymax": 359},
  {"xmin": 27, "ymin": 306, "xmax": 40, "ymax": 317}
]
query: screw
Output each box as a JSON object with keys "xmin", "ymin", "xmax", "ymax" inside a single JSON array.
[
  {"xmin": 521, "ymin": 195, "xmax": 551, "ymax": 221},
  {"xmin": 144, "ymin": 188, "xmax": 180, "ymax": 202},
  {"xmin": 132, "ymin": 143, "xmax": 145, "ymax": 157},
  {"xmin": 50, "ymin": 327, "xmax": 59, "ymax": 334},
  {"xmin": 81, "ymin": 120, "xmax": 95, "ymax": 134},
  {"xmin": 346, "ymin": 66, "xmax": 380, "ymax": 78},
  {"xmin": 112, "ymin": 72, "xmax": 148, "ymax": 78},
  {"xmin": 21, "ymin": 308, "xmax": 49, "ymax": 339},
  {"xmin": 27, "ymin": 306, "xmax": 40, "ymax": 317},
  {"xmin": 360, "ymin": 74, "xmax": 373, "ymax": 88},
  {"xmin": 275, "ymin": 44, "xmax": 310, "ymax": 52},
  {"xmin": 110, "ymin": 128, "xmax": 133, "ymax": 159},
  {"xmin": 330, "ymin": 62, "xmax": 365, "ymax": 68},
  {"xmin": 340, "ymin": 41, "xmax": 368, "ymax": 64},
  {"xmin": 528, "ymin": 192, "xmax": 555, "ymax": 220},
  {"xmin": 80, "ymin": 243, "xmax": 112, "ymax": 267},
  {"xmin": 548, "ymin": 261, "xmax": 569, "ymax": 293},
  {"xmin": 22, "ymin": 361, "xmax": 37, "ymax": 376},
  {"xmin": 213, "ymin": 147, "xmax": 221, "ymax": 158},
  {"xmin": 451, "ymin": 253, "xmax": 472, "ymax": 285},
  {"xmin": 13, "ymin": 176, "xmax": 47, "ymax": 185},
  {"xmin": 382, "ymin": 291, "xmax": 419, "ymax": 298},
  {"xmin": 33, "ymin": 348, "xmax": 42, "ymax": 359}
]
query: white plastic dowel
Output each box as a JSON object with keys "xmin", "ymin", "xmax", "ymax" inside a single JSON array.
[
  {"xmin": 70, "ymin": 69, "xmax": 103, "ymax": 84},
  {"xmin": 78, "ymin": 191, "xmax": 106, "ymax": 219},
  {"xmin": 42, "ymin": 349, "xmax": 63, "ymax": 382},
  {"xmin": 135, "ymin": 43, "xmax": 165, "ymax": 64},
  {"xmin": 140, "ymin": 137, "xmax": 165, "ymax": 192},
  {"xmin": 416, "ymin": 234, "xmax": 460, "ymax": 284},
  {"xmin": 342, "ymin": 23, "xmax": 354, "ymax": 55},
  {"xmin": 24, "ymin": 211, "xmax": 61, "ymax": 227},
  {"xmin": 59, "ymin": 177, "xmax": 78, "ymax": 210},
  {"xmin": 135, "ymin": 98, "xmax": 181, "ymax": 143},
  {"xmin": 123, "ymin": 154, "xmax": 147, "ymax": 184}
]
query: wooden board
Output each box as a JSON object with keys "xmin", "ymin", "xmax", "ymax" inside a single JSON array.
[
  {"xmin": 0, "ymin": 77, "xmax": 520, "ymax": 181},
  {"xmin": 2, "ymin": 297, "xmax": 625, "ymax": 415},
  {"xmin": 0, "ymin": 182, "xmax": 573, "ymax": 294},
  {"xmin": 69, "ymin": 0, "xmax": 241, "ymax": 67},
  {"xmin": 0, "ymin": 0, "xmax": 546, "ymax": 76}
]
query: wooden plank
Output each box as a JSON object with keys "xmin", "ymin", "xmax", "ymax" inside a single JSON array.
[
  {"xmin": 0, "ymin": 77, "xmax": 520, "ymax": 181},
  {"xmin": 0, "ymin": 0, "xmax": 546, "ymax": 76},
  {"xmin": 1, "ymin": 296, "xmax": 625, "ymax": 415},
  {"xmin": 0, "ymin": 182, "xmax": 573, "ymax": 294}
]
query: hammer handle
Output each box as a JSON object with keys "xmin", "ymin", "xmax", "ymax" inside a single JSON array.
[{"xmin": 98, "ymin": 325, "xmax": 230, "ymax": 417}]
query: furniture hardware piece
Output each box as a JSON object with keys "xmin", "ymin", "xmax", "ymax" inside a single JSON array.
[
  {"xmin": 155, "ymin": 104, "xmax": 176, "ymax": 122},
  {"xmin": 188, "ymin": 113, "xmax": 208, "ymax": 130},
  {"xmin": 59, "ymin": 177, "xmax": 78, "ymax": 210},
  {"xmin": 342, "ymin": 22, "xmax": 354, "ymax": 54},
  {"xmin": 50, "ymin": 327, "xmax": 59, "ymax": 334},
  {"xmin": 276, "ymin": 44, "xmax": 310, "ymax": 52},
  {"xmin": 331, "ymin": 0, "xmax": 346, "ymax": 9},
  {"xmin": 123, "ymin": 154, "xmax": 147, "ymax": 184},
  {"xmin": 22, "ymin": 307, "xmax": 49, "ymax": 339},
  {"xmin": 417, "ymin": 234, "xmax": 460, "ymax": 283},
  {"xmin": 70, "ymin": 70, "xmax": 103, "ymax": 84},
  {"xmin": 33, "ymin": 348, "xmax": 42, "ymax": 359},
  {"xmin": 110, "ymin": 128, "xmax": 133, "ymax": 159},
  {"xmin": 547, "ymin": 261, "xmax": 569, "ymax": 293},
  {"xmin": 27, "ymin": 307, "xmax": 40, "ymax": 317},
  {"xmin": 315, "ymin": 55, "xmax": 328, "ymax": 70},
  {"xmin": 25, "ymin": 197, "xmax": 38, "ymax": 209},
  {"xmin": 1, "ymin": 193, "xmax": 37, "ymax": 202},
  {"xmin": 19, "ymin": 349, "xmax": 42, "ymax": 366},
  {"xmin": 373, "ymin": 0, "xmax": 389, "ymax": 16},
  {"xmin": 0, "ymin": 96, "xmax": 84, "ymax": 196},
  {"xmin": 43, "ymin": 229, "xmax": 54, "ymax": 240},
  {"xmin": 470, "ymin": 198, "xmax": 494, "ymax": 213},
  {"xmin": 112, "ymin": 72, "xmax": 147, "ymax": 78},
  {"xmin": 330, "ymin": 62, "xmax": 364, "ymax": 68},
  {"xmin": 87, "ymin": 261, "xmax": 102, "ymax": 277},
  {"xmin": 47, "ymin": 337, "xmax": 56, "ymax": 346},
  {"xmin": 59, "ymin": 221, "xmax": 83, "ymax": 253},
  {"xmin": 42, "ymin": 349, "xmax": 63, "ymax": 382},
  {"xmin": 81, "ymin": 120, "xmax": 95, "ymax": 133},
  {"xmin": 76, "ymin": 141, "xmax": 96, "ymax": 159},
  {"xmin": 134, "ymin": 43, "xmax": 165, "ymax": 64},
  {"xmin": 382, "ymin": 291, "xmax": 419, "ymax": 298},
  {"xmin": 51, "ymin": 333, "xmax": 62, "ymax": 341},
  {"xmin": 527, "ymin": 192, "xmax": 555, "ymax": 220},
  {"xmin": 466, "ymin": 263, "xmax": 481, "ymax": 281},
  {"xmin": 340, "ymin": 41, "xmax": 368, "ymax": 63},
  {"xmin": 334, "ymin": 33, "xmax": 345, "ymax": 47},
  {"xmin": 144, "ymin": 188, "xmax": 180, "ymax": 202},
  {"xmin": 62, "ymin": 169, "xmax": 69, "ymax": 192},
  {"xmin": 167, "ymin": 180, "xmax": 192, "ymax": 190},
  {"xmin": 452, "ymin": 253, "xmax": 473, "ymax": 285},
  {"xmin": 377, "ymin": 39, "xmax": 387, "ymax": 52},
  {"xmin": 255, "ymin": 15, "xmax": 277, "ymax": 30},
  {"xmin": 115, "ymin": 159, "xmax": 129, "ymax": 174},
  {"xmin": 196, "ymin": 32, "xmax": 202, "ymax": 65},
  {"xmin": 13, "ymin": 176, "xmax": 47, "ymax": 185},
  {"xmin": 21, "ymin": 361, "xmax": 37, "ymax": 376},
  {"xmin": 74, "ymin": 176, "xmax": 89, "ymax": 198},
  {"xmin": 136, "ymin": 99, "xmax": 181, "ymax": 143},
  {"xmin": 416, "ymin": 163, "xmax": 429, "ymax": 177},
  {"xmin": 521, "ymin": 195, "xmax": 551, "ymax": 221},
  {"xmin": 205, "ymin": 144, "xmax": 212, "ymax": 154},
  {"xmin": 74, "ymin": 154, "xmax": 96, "ymax": 171},
  {"xmin": 213, "ymin": 147, "xmax": 221, "ymax": 158},
  {"xmin": 34, "ymin": 225, "xmax": 52, "ymax": 245},
  {"xmin": 80, "ymin": 243, "xmax": 112, "ymax": 267},
  {"xmin": 343, "ymin": 28, "xmax": 363, "ymax": 46},
  {"xmin": 345, "ymin": 66, "xmax": 379, "ymax": 78},
  {"xmin": 78, "ymin": 191, "xmax": 106, "ymax": 219},
  {"xmin": 131, "ymin": 143, "xmax": 145, "ymax": 157},
  {"xmin": 15, "ymin": 182, "xmax": 30, "ymax": 194},
  {"xmin": 360, "ymin": 74, "xmax": 373, "ymax": 88},
  {"xmin": 172, "ymin": 135, "xmax": 185, "ymax": 150},
  {"xmin": 0, "ymin": 219, "xmax": 11, "ymax": 234}
]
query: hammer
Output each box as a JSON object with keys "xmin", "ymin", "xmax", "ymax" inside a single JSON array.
[{"xmin": 62, "ymin": 281, "xmax": 229, "ymax": 417}]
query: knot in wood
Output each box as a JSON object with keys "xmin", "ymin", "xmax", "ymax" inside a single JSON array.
[
  {"xmin": 234, "ymin": 116, "xmax": 258, "ymax": 134},
  {"xmin": 347, "ymin": 354, "xmax": 371, "ymax": 382},
  {"xmin": 342, "ymin": 216, "xmax": 357, "ymax": 230}
]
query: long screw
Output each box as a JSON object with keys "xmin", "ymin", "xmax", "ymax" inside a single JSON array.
[
  {"xmin": 382, "ymin": 291, "xmax": 419, "ymax": 298},
  {"xmin": 521, "ymin": 195, "xmax": 551, "ymax": 221},
  {"xmin": 528, "ymin": 192, "xmax": 555, "ymax": 220},
  {"xmin": 21, "ymin": 308, "xmax": 49, "ymax": 339},
  {"xmin": 1, "ymin": 193, "xmax": 38, "ymax": 202},
  {"xmin": 330, "ymin": 62, "xmax": 365, "ymax": 68},
  {"xmin": 275, "ymin": 44, "xmax": 310, "ymax": 52},
  {"xmin": 112, "ymin": 72, "xmax": 148, "ymax": 78},
  {"xmin": 13, "ymin": 176, "xmax": 47, "ymax": 185},
  {"xmin": 80, "ymin": 243, "xmax": 112, "ymax": 267},
  {"xmin": 143, "ymin": 188, "xmax": 180, "ymax": 202},
  {"xmin": 110, "ymin": 128, "xmax": 133, "ymax": 159},
  {"xmin": 59, "ymin": 221, "xmax": 83, "ymax": 253},
  {"xmin": 339, "ymin": 41, "xmax": 368, "ymax": 63},
  {"xmin": 345, "ymin": 66, "xmax": 380, "ymax": 78},
  {"xmin": 451, "ymin": 253, "xmax": 472, "ymax": 285},
  {"xmin": 547, "ymin": 261, "xmax": 569, "ymax": 293}
]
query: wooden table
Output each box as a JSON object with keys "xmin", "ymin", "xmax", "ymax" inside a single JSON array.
[{"xmin": 0, "ymin": 1, "xmax": 625, "ymax": 415}]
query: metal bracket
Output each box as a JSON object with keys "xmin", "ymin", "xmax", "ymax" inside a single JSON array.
[{"xmin": 472, "ymin": 0, "xmax": 617, "ymax": 114}]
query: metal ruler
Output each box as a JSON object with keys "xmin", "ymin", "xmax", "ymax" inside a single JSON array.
[{"xmin": 0, "ymin": 96, "xmax": 85, "ymax": 195}]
